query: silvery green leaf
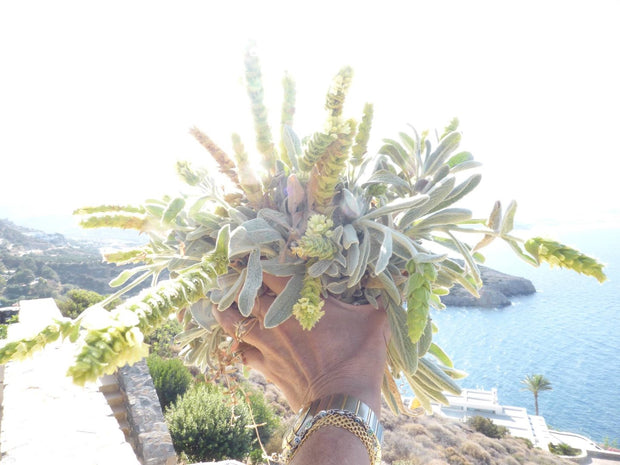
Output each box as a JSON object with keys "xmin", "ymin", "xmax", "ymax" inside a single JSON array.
[
  {"xmin": 282, "ymin": 125, "xmax": 301, "ymax": 171},
  {"xmin": 432, "ymin": 165, "xmax": 451, "ymax": 183},
  {"xmin": 361, "ymin": 195, "xmax": 429, "ymax": 220},
  {"xmin": 333, "ymin": 250, "xmax": 346, "ymax": 267},
  {"xmin": 397, "ymin": 177, "xmax": 455, "ymax": 229},
  {"xmin": 417, "ymin": 317, "xmax": 433, "ymax": 357},
  {"xmin": 261, "ymin": 258, "xmax": 305, "ymax": 276},
  {"xmin": 109, "ymin": 266, "xmax": 152, "ymax": 288},
  {"xmin": 387, "ymin": 301, "xmax": 418, "ymax": 374},
  {"xmin": 228, "ymin": 208, "xmax": 250, "ymax": 225},
  {"xmin": 348, "ymin": 227, "xmax": 370, "ymax": 287},
  {"xmin": 238, "ymin": 248, "xmax": 262, "ymax": 316},
  {"xmin": 450, "ymin": 160, "xmax": 482, "ymax": 174},
  {"xmin": 214, "ymin": 223, "xmax": 230, "ymax": 257},
  {"xmin": 447, "ymin": 151, "xmax": 473, "ymax": 168},
  {"xmin": 342, "ymin": 224, "xmax": 359, "ymax": 249},
  {"xmin": 434, "ymin": 173, "xmax": 482, "ymax": 211},
  {"xmin": 241, "ymin": 218, "xmax": 283, "ymax": 241},
  {"xmin": 345, "ymin": 242, "xmax": 360, "ymax": 276},
  {"xmin": 209, "ymin": 288, "xmax": 224, "ymax": 304},
  {"xmin": 377, "ymin": 271, "xmax": 400, "ymax": 304},
  {"xmin": 308, "ymin": 259, "xmax": 334, "ymax": 278},
  {"xmin": 360, "ymin": 219, "xmax": 418, "ymax": 260},
  {"xmin": 326, "ymin": 278, "xmax": 349, "ymax": 294},
  {"xmin": 379, "ymin": 139, "xmax": 414, "ymax": 175},
  {"xmin": 363, "ymin": 288, "xmax": 379, "ymax": 308},
  {"xmin": 504, "ymin": 238, "xmax": 538, "ymax": 266},
  {"xmin": 229, "ymin": 219, "xmax": 283, "ymax": 258},
  {"xmin": 174, "ymin": 326, "xmax": 208, "ymax": 347},
  {"xmin": 423, "ymin": 131, "xmax": 461, "ymax": 175},
  {"xmin": 325, "ymin": 262, "xmax": 341, "ymax": 277},
  {"xmin": 439, "ymin": 261, "xmax": 480, "ymax": 296},
  {"xmin": 414, "ymin": 252, "xmax": 448, "ymax": 263},
  {"xmin": 218, "ymin": 269, "xmax": 246, "ymax": 311},
  {"xmin": 162, "ymin": 197, "xmax": 186, "ymax": 225},
  {"xmin": 375, "ymin": 228, "xmax": 393, "ymax": 275},
  {"xmin": 410, "ymin": 208, "xmax": 472, "ymax": 231},
  {"xmin": 331, "ymin": 225, "xmax": 343, "ymax": 245},
  {"xmin": 190, "ymin": 299, "xmax": 216, "ymax": 329},
  {"xmin": 392, "ymin": 240, "xmax": 413, "ymax": 260},
  {"xmin": 340, "ymin": 188, "xmax": 361, "ymax": 218},
  {"xmin": 228, "ymin": 227, "xmax": 255, "ymax": 258},
  {"xmin": 185, "ymin": 225, "xmax": 211, "ymax": 242},
  {"xmin": 446, "ymin": 231, "xmax": 481, "ymax": 287},
  {"xmin": 428, "ymin": 343, "xmax": 454, "ymax": 368},
  {"xmin": 500, "ymin": 200, "xmax": 518, "ymax": 236},
  {"xmin": 217, "ymin": 272, "xmax": 240, "ymax": 289},
  {"xmin": 363, "ymin": 170, "xmax": 410, "ymax": 190},
  {"xmin": 487, "ymin": 201, "xmax": 502, "ymax": 231},
  {"xmin": 264, "ymin": 273, "xmax": 304, "ymax": 328},
  {"xmin": 237, "ymin": 206, "xmax": 257, "ymax": 219},
  {"xmin": 258, "ymin": 208, "xmax": 292, "ymax": 233}
]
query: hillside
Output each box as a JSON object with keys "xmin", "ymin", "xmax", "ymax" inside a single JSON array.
[
  {"xmin": 249, "ymin": 371, "xmax": 574, "ymax": 465},
  {"xmin": 0, "ymin": 218, "xmax": 144, "ymax": 306}
]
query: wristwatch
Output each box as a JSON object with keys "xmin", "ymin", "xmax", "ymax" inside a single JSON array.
[{"xmin": 282, "ymin": 393, "xmax": 383, "ymax": 461}]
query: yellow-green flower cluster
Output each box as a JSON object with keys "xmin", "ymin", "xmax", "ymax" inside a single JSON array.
[
  {"xmin": 292, "ymin": 274, "xmax": 325, "ymax": 330},
  {"xmin": 350, "ymin": 103, "xmax": 374, "ymax": 166},
  {"xmin": 291, "ymin": 215, "xmax": 337, "ymax": 260},
  {"xmin": 405, "ymin": 261, "xmax": 438, "ymax": 344},
  {"xmin": 78, "ymin": 214, "xmax": 148, "ymax": 231},
  {"xmin": 525, "ymin": 237, "xmax": 607, "ymax": 283},
  {"xmin": 232, "ymin": 132, "xmax": 263, "ymax": 206},
  {"xmin": 104, "ymin": 246, "xmax": 153, "ymax": 265},
  {"xmin": 312, "ymin": 119, "xmax": 356, "ymax": 210},
  {"xmin": 68, "ymin": 307, "xmax": 149, "ymax": 386},
  {"xmin": 0, "ymin": 318, "xmax": 79, "ymax": 364},
  {"xmin": 244, "ymin": 46, "xmax": 277, "ymax": 175}
]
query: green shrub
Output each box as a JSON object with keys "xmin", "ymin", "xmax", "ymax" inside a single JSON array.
[
  {"xmin": 55, "ymin": 289, "xmax": 106, "ymax": 319},
  {"xmin": 146, "ymin": 354, "xmax": 193, "ymax": 410},
  {"xmin": 548, "ymin": 442, "xmax": 581, "ymax": 456},
  {"xmin": 467, "ymin": 416, "xmax": 509, "ymax": 439},
  {"xmin": 165, "ymin": 383, "xmax": 253, "ymax": 463},
  {"xmin": 144, "ymin": 317, "xmax": 182, "ymax": 358},
  {"xmin": 0, "ymin": 324, "xmax": 7, "ymax": 339},
  {"xmin": 244, "ymin": 385, "xmax": 281, "ymax": 461}
]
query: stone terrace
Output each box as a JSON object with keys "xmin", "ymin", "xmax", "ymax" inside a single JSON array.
[{"xmin": 0, "ymin": 298, "xmax": 174, "ymax": 465}]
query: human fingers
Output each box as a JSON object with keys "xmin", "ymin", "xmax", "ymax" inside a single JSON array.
[{"xmin": 212, "ymin": 302, "xmax": 274, "ymax": 349}]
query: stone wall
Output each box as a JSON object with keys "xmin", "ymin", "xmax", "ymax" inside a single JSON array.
[{"xmin": 117, "ymin": 360, "xmax": 177, "ymax": 465}]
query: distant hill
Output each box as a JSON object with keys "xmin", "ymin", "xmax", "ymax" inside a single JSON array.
[{"xmin": 0, "ymin": 218, "xmax": 146, "ymax": 305}]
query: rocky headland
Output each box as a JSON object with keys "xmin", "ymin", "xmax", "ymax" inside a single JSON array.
[{"xmin": 440, "ymin": 265, "xmax": 536, "ymax": 308}]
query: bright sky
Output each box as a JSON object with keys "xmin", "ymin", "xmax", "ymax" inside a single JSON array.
[{"xmin": 1, "ymin": 1, "xmax": 619, "ymax": 233}]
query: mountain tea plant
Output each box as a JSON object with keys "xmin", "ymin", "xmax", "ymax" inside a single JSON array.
[{"xmin": 0, "ymin": 48, "xmax": 606, "ymax": 415}]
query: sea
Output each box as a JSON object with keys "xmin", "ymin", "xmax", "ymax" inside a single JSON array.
[{"xmin": 412, "ymin": 226, "xmax": 619, "ymax": 444}]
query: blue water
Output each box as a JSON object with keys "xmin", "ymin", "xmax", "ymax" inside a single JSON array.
[{"xmin": 421, "ymin": 227, "xmax": 619, "ymax": 443}]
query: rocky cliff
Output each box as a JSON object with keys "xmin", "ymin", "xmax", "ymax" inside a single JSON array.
[{"xmin": 440, "ymin": 265, "xmax": 536, "ymax": 308}]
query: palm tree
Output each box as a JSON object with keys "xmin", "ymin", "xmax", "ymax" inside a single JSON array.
[{"xmin": 521, "ymin": 374, "xmax": 552, "ymax": 416}]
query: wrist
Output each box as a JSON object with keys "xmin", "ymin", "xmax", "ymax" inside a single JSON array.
[{"xmin": 283, "ymin": 393, "xmax": 383, "ymax": 465}]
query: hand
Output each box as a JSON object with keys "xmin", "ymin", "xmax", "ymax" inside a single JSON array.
[{"xmin": 213, "ymin": 273, "xmax": 390, "ymax": 414}]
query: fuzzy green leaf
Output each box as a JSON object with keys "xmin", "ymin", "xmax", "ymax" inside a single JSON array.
[{"xmin": 264, "ymin": 273, "xmax": 305, "ymax": 328}]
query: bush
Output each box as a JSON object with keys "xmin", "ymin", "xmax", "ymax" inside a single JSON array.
[
  {"xmin": 244, "ymin": 385, "xmax": 281, "ymax": 461},
  {"xmin": 467, "ymin": 416, "xmax": 509, "ymax": 439},
  {"xmin": 548, "ymin": 442, "xmax": 581, "ymax": 456},
  {"xmin": 56, "ymin": 288, "xmax": 106, "ymax": 319},
  {"xmin": 146, "ymin": 354, "xmax": 193, "ymax": 410},
  {"xmin": 165, "ymin": 383, "xmax": 253, "ymax": 463},
  {"xmin": 144, "ymin": 317, "xmax": 183, "ymax": 358}
]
